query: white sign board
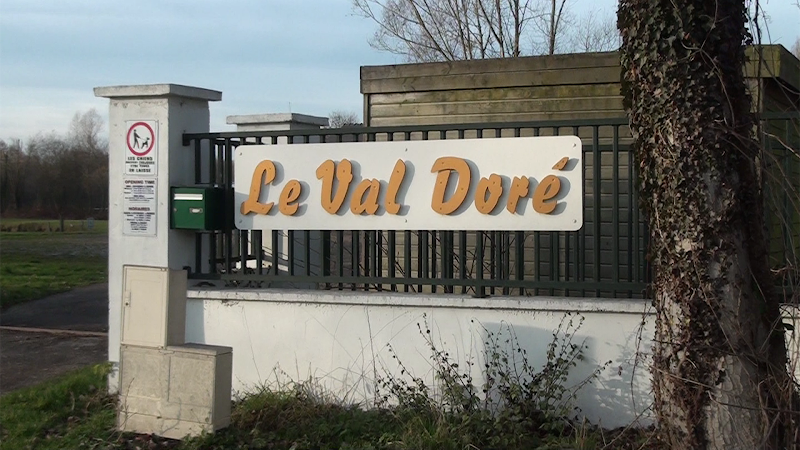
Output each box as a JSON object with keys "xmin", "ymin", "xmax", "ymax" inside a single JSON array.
[
  {"xmin": 125, "ymin": 120, "xmax": 158, "ymax": 176},
  {"xmin": 234, "ymin": 136, "xmax": 583, "ymax": 231},
  {"xmin": 123, "ymin": 178, "xmax": 157, "ymax": 236}
]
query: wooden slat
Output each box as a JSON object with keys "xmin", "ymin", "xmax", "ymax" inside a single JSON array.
[
  {"xmin": 362, "ymin": 66, "xmax": 621, "ymax": 94},
  {"xmin": 369, "ymin": 110, "xmax": 627, "ymax": 126},
  {"xmin": 370, "ymin": 96, "xmax": 624, "ymax": 118},
  {"xmin": 361, "ymin": 51, "xmax": 621, "ymax": 81},
  {"xmin": 369, "ymin": 83, "xmax": 623, "ymax": 105}
]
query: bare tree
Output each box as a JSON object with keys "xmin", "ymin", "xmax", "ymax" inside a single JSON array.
[
  {"xmin": 0, "ymin": 140, "xmax": 10, "ymax": 214},
  {"xmin": 327, "ymin": 110, "xmax": 361, "ymax": 128},
  {"xmin": 0, "ymin": 109, "xmax": 109, "ymax": 220},
  {"xmin": 353, "ymin": 0, "xmax": 613, "ymax": 61},
  {"xmin": 68, "ymin": 108, "xmax": 107, "ymax": 153},
  {"xmin": 619, "ymin": 0, "xmax": 797, "ymax": 448},
  {"xmin": 792, "ymin": 37, "xmax": 799, "ymax": 59},
  {"xmin": 566, "ymin": 9, "xmax": 619, "ymax": 53}
]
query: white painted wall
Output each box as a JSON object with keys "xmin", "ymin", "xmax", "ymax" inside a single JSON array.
[{"xmin": 185, "ymin": 289, "xmax": 657, "ymax": 428}]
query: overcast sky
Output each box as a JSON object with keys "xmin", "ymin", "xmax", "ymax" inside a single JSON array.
[{"xmin": 1, "ymin": 0, "xmax": 797, "ymax": 142}]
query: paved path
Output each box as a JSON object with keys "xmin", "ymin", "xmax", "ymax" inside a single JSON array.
[
  {"xmin": 0, "ymin": 283, "xmax": 108, "ymax": 332},
  {"xmin": 0, "ymin": 284, "xmax": 109, "ymax": 394}
]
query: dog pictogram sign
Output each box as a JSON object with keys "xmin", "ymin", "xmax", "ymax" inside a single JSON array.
[{"xmin": 125, "ymin": 120, "xmax": 158, "ymax": 176}]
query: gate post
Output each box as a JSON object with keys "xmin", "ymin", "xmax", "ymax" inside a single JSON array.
[{"xmin": 94, "ymin": 84, "xmax": 222, "ymax": 392}]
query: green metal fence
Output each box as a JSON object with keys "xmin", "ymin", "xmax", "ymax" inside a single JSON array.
[{"xmin": 182, "ymin": 113, "xmax": 799, "ymax": 300}]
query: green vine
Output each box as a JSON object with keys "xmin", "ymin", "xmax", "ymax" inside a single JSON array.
[{"xmin": 618, "ymin": 0, "xmax": 792, "ymax": 448}]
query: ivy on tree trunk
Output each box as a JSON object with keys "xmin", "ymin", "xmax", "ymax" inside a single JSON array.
[{"xmin": 618, "ymin": 0, "xmax": 796, "ymax": 448}]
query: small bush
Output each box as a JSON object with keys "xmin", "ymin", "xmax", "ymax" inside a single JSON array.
[{"xmin": 376, "ymin": 313, "xmax": 611, "ymax": 449}]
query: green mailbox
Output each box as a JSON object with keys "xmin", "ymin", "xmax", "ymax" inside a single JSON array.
[{"xmin": 170, "ymin": 187, "xmax": 226, "ymax": 230}]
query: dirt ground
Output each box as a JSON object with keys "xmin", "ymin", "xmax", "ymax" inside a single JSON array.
[{"xmin": 0, "ymin": 331, "xmax": 107, "ymax": 394}]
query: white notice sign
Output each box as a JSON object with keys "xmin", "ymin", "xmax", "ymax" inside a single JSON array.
[
  {"xmin": 123, "ymin": 178, "xmax": 157, "ymax": 236},
  {"xmin": 125, "ymin": 120, "xmax": 158, "ymax": 176}
]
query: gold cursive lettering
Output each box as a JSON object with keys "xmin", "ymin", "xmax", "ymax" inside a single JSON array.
[
  {"xmin": 430, "ymin": 157, "xmax": 471, "ymax": 215},
  {"xmin": 316, "ymin": 159, "xmax": 353, "ymax": 214},
  {"xmin": 240, "ymin": 160, "xmax": 276, "ymax": 215}
]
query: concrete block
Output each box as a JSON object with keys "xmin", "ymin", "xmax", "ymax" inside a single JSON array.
[{"xmin": 118, "ymin": 343, "xmax": 232, "ymax": 439}]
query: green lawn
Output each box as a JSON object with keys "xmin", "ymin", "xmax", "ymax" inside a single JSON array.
[
  {"xmin": 0, "ymin": 227, "xmax": 108, "ymax": 309},
  {"xmin": 0, "ymin": 218, "xmax": 108, "ymax": 234},
  {"xmin": 0, "ymin": 364, "xmax": 116, "ymax": 450}
]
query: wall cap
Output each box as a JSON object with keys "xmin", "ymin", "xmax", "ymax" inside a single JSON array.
[
  {"xmin": 187, "ymin": 288, "xmax": 654, "ymax": 315},
  {"xmin": 226, "ymin": 113, "xmax": 329, "ymax": 127},
  {"xmin": 94, "ymin": 84, "xmax": 222, "ymax": 101}
]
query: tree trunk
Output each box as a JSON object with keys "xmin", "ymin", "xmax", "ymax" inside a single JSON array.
[{"xmin": 618, "ymin": 0, "xmax": 795, "ymax": 448}]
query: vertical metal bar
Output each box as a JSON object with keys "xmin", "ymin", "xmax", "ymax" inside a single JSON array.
[
  {"xmin": 255, "ymin": 230, "xmax": 263, "ymax": 276},
  {"xmin": 193, "ymin": 138, "xmax": 201, "ymax": 184},
  {"xmin": 534, "ymin": 230, "xmax": 541, "ymax": 296},
  {"xmin": 442, "ymin": 230, "xmax": 451, "ymax": 293},
  {"xmin": 441, "ymin": 231, "xmax": 448, "ymax": 292},
  {"xmin": 209, "ymin": 139, "xmax": 217, "ymax": 186},
  {"xmin": 783, "ymin": 122, "xmax": 792, "ymax": 264},
  {"xmin": 363, "ymin": 230, "xmax": 371, "ymax": 291},
  {"xmin": 496, "ymin": 126, "xmax": 504, "ymax": 295},
  {"xmin": 502, "ymin": 232, "xmax": 510, "ymax": 295},
  {"xmin": 515, "ymin": 231, "xmax": 524, "ymax": 295},
  {"xmin": 431, "ymin": 231, "xmax": 437, "ymax": 293},
  {"xmin": 512, "ymin": 128, "xmax": 523, "ymax": 295},
  {"xmin": 304, "ymin": 230, "xmax": 311, "ymax": 276},
  {"xmin": 404, "ymin": 230, "xmax": 411, "ymax": 292},
  {"xmin": 352, "ymin": 230, "xmax": 360, "ymax": 290},
  {"xmin": 549, "ymin": 230, "xmax": 557, "ymax": 296},
  {"xmin": 239, "ymin": 230, "xmax": 248, "ymax": 273},
  {"xmin": 593, "ymin": 126, "xmax": 601, "ymax": 296},
  {"xmin": 448, "ymin": 231, "xmax": 455, "ymax": 293},
  {"xmin": 612, "ymin": 126, "xmax": 620, "ymax": 296},
  {"xmin": 550, "ymin": 127, "xmax": 560, "ymax": 296},
  {"xmin": 389, "ymin": 231, "xmax": 397, "ymax": 291},
  {"xmin": 457, "ymin": 130, "xmax": 466, "ymax": 294},
  {"xmin": 492, "ymin": 231, "xmax": 499, "ymax": 295},
  {"xmin": 531, "ymin": 128, "xmax": 541, "ymax": 296},
  {"xmin": 564, "ymin": 231, "xmax": 570, "ymax": 297},
  {"xmin": 288, "ymin": 230, "xmax": 295, "ymax": 276},
  {"xmin": 195, "ymin": 233, "xmax": 202, "ymax": 275},
  {"xmin": 209, "ymin": 231, "xmax": 217, "ymax": 274},
  {"xmin": 271, "ymin": 231, "xmax": 279, "ymax": 275},
  {"xmin": 420, "ymin": 132, "xmax": 430, "ymax": 292},
  {"xmin": 628, "ymin": 143, "xmax": 636, "ymax": 297},
  {"xmin": 224, "ymin": 138, "xmax": 233, "ymax": 274},
  {"xmin": 419, "ymin": 231, "xmax": 426, "ymax": 292},
  {"xmin": 322, "ymin": 230, "xmax": 330, "ymax": 286},
  {"xmin": 206, "ymin": 138, "xmax": 217, "ymax": 275},
  {"xmin": 459, "ymin": 231, "xmax": 467, "ymax": 294},
  {"xmin": 337, "ymin": 230, "xmax": 344, "ymax": 289},
  {"xmin": 476, "ymin": 231, "xmax": 485, "ymax": 297},
  {"xmin": 376, "ymin": 231, "xmax": 383, "ymax": 291},
  {"xmin": 572, "ymin": 126, "xmax": 583, "ymax": 296}
]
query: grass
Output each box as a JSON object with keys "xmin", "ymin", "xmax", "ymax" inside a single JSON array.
[
  {"xmin": 0, "ymin": 218, "xmax": 108, "ymax": 234},
  {"xmin": 0, "ymin": 368, "xmax": 660, "ymax": 450},
  {"xmin": 0, "ymin": 225, "xmax": 108, "ymax": 309},
  {"xmin": 0, "ymin": 364, "xmax": 116, "ymax": 450}
]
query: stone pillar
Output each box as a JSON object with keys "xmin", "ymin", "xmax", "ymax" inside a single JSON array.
[
  {"xmin": 226, "ymin": 112, "xmax": 329, "ymax": 132},
  {"xmin": 225, "ymin": 112, "xmax": 329, "ymax": 286},
  {"xmin": 94, "ymin": 84, "xmax": 222, "ymax": 391}
]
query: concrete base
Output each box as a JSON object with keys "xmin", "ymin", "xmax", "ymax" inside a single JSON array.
[{"xmin": 118, "ymin": 343, "xmax": 232, "ymax": 439}]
